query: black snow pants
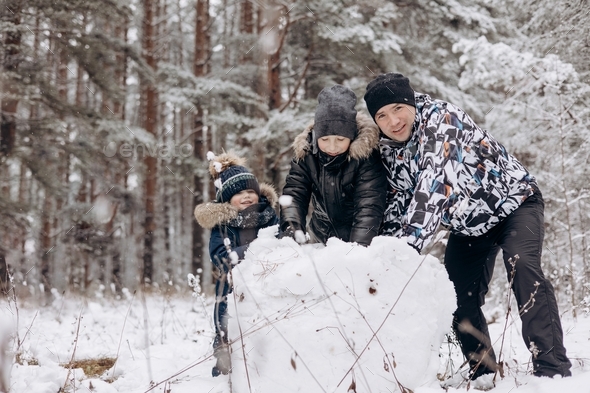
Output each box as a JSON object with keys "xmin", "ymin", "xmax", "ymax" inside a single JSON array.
[
  {"xmin": 213, "ymin": 268, "xmax": 230, "ymax": 350},
  {"xmin": 444, "ymin": 188, "xmax": 572, "ymax": 378}
]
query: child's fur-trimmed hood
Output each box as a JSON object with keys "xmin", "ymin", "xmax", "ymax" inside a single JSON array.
[
  {"xmin": 292, "ymin": 112, "xmax": 380, "ymax": 161},
  {"xmin": 193, "ymin": 183, "xmax": 278, "ymax": 229}
]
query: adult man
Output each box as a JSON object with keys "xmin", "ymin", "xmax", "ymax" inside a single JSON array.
[{"xmin": 364, "ymin": 73, "xmax": 571, "ymax": 379}]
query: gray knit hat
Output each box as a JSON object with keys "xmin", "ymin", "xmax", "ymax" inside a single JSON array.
[
  {"xmin": 364, "ymin": 73, "xmax": 415, "ymax": 120},
  {"xmin": 314, "ymin": 85, "xmax": 358, "ymax": 141}
]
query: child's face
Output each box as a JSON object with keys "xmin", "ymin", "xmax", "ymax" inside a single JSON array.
[
  {"xmin": 230, "ymin": 189, "xmax": 259, "ymax": 211},
  {"xmin": 317, "ymin": 135, "xmax": 351, "ymax": 156}
]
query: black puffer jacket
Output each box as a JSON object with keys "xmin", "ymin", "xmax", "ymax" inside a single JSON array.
[{"xmin": 280, "ymin": 113, "xmax": 387, "ymax": 246}]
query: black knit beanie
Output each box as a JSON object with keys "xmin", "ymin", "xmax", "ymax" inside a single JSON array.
[
  {"xmin": 216, "ymin": 165, "xmax": 260, "ymax": 203},
  {"xmin": 314, "ymin": 85, "xmax": 358, "ymax": 141},
  {"xmin": 363, "ymin": 73, "xmax": 415, "ymax": 120}
]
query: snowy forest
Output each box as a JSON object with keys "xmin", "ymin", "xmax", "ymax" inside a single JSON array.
[{"xmin": 0, "ymin": 0, "xmax": 589, "ymax": 312}]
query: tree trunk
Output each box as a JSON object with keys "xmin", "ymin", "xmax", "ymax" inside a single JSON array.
[
  {"xmin": 222, "ymin": 0, "xmax": 230, "ymax": 68},
  {"xmin": 40, "ymin": 194, "xmax": 52, "ymax": 292},
  {"xmin": 241, "ymin": 0, "xmax": 254, "ymax": 34},
  {"xmin": 192, "ymin": 0, "xmax": 211, "ymax": 288},
  {"xmin": 0, "ymin": 252, "xmax": 7, "ymax": 293},
  {"xmin": 263, "ymin": 3, "xmax": 287, "ymax": 110},
  {"xmin": 142, "ymin": 0, "xmax": 159, "ymax": 285},
  {"xmin": 0, "ymin": 1, "xmax": 20, "ymax": 159},
  {"xmin": 110, "ymin": 21, "xmax": 128, "ymax": 293},
  {"xmin": 239, "ymin": 0, "xmax": 254, "ymax": 65},
  {"xmin": 51, "ymin": 40, "xmax": 69, "ymax": 292},
  {"xmin": 268, "ymin": 49, "xmax": 281, "ymax": 110},
  {"xmin": 0, "ymin": 1, "xmax": 21, "ymax": 288},
  {"xmin": 194, "ymin": 0, "xmax": 210, "ymax": 76},
  {"xmin": 175, "ymin": 0, "xmax": 185, "ymax": 67}
]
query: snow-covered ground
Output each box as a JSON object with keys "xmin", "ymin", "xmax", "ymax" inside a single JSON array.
[{"xmin": 1, "ymin": 230, "xmax": 589, "ymax": 393}]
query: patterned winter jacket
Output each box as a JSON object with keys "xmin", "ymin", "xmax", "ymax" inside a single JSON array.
[
  {"xmin": 281, "ymin": 113, "xmax": 387, "ymax": 246},
  {"xmin": 380, "ymin": 93, "xmax": 536, "ymax": 252}
]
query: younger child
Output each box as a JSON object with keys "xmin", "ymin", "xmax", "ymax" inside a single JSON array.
[
  {"xmin": 280, "ymin": 85, "xmax": 387, "ymax": 246},
  {"xmin": 194, "ymin": 152, "xmax": 278, "ymax": 376}
]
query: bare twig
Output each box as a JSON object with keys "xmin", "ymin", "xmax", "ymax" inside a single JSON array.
[
  {"xmin": 61, "ymin": 308, "xmax": 84, "ymax": 392},
  {"xmin": 231, "ymin": 265, "xmax": 328, "ymax": 393},
  {"xmin": 142, "ymin": 294, "xmax": 331, "ymax": 392},
  {"xmin": 232, "ymin": 282, "xmax": 252, "ymax": 393},
  {"xmin": 140, "ymin": 289, "xmax": 153, "ymax": 382},
  {"xmin": 111, "ymin": 289, "xmax": 137, "ymax": 378},
  {"xmin": 18, "ymin": 311, "xmax": 38, "ymax": 351},
  {"xmin": 495, "ymin": 255, "xmax": 519, "ymax": 381},
  {"xmin": 333, "ymin": 275, "xmax": 409, "ymax": 392},
  {"xmin": 337, "ymin": 253, "xmax": 429, "ymax": 388},
  {"xmin": 5, "ymin": 269, "xmax": 21, "ymax": 348},
  {"xmin": 279, "ymin": 46, "xmax": 312, "ymax": 113},
  {"xmin": 309, "ymin": 260, "xmax": 374, "ymax": 392}
]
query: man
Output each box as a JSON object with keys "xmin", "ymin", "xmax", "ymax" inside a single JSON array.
[{"xmin": 363, "ymin": 73, "xmax": 571, "ymax": 380}]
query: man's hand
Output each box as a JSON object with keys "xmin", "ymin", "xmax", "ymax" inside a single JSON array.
[{"xmin": 407, "ymin": 242, "xmax": 422, "ymax": 255}]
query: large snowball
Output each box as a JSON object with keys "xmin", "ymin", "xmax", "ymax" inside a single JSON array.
[{"xmin": 224, "ymin": 230, "xmax": 456, "ymax": 392}]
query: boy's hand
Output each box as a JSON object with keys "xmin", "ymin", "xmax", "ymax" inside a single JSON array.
[
  {"xmin": 278, "ymin": 226, "xmax": 295, "ymax": 239},
  {"xmin": 278, "ymin": 226, "xmax": 308, "ymax": 244}
]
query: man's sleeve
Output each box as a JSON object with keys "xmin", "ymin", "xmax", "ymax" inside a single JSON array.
[
  {"xmin": 381, "ymin": 188, "xmax": 412, "ymax": 236},
  {"xmin": 402, "ymin": 104, "xmax": 476, "ymax": 252}
]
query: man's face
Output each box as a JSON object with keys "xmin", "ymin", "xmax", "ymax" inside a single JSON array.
[{"xmin": 374, "ymin": 103, "xmax": 416, "ymax": 143}]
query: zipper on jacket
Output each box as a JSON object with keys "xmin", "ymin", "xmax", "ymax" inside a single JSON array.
[{"xmin": 320, "ymin": 161, "xmax": 342, "ymax": 240}]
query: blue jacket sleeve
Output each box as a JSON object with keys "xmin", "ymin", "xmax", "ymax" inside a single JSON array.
[
  {"xmin": 209, "ymin": 227, "xmax": 249, "ymax": 271},
  {"xmin": 209, "ymin": 227, "xmax": 230, "ymax": 271}
]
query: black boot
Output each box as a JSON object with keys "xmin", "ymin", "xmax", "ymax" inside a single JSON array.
[{"xmin": 211, "ymin": 334, "xmax": 231, "ymax": 377}]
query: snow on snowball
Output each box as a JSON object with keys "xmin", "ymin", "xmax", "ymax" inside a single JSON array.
[{"xmin": 224, "ymin": 227, "xmax": 456, "ymax": 393}]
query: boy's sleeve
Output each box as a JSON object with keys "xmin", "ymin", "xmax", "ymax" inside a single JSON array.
[
  {"xmin": 350, "ymin": 150, "xmax": 388, "ymax": 246},
  {"xmin": 210, "ymin": 231, "xmax": 264, "ymax": 271},
  {"xmin": 209, "ymin": 227, "xmax": 246, "ymax": 271},
  {"xmin": 402, "ymin": 104, "xmax": 477, "ymax": 252},
  {"xmin": 280, "ymin": 158, "xmax": 312, "ymax": 233},
  {"xmin": 209, "ymin": 227, "xmax": 232, "ymax": 271}
]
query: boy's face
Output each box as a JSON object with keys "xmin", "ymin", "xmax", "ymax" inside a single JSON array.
[
  {"xmin": 374, "ymin": 103, "xmax": 416, "ymax": 143},
  {"xmin": 230, "ymin": 189, "xmax": 259, "ymax": 211},
  {"xmin": 317, "ymin": 135, "xmax": 351, "ymax": 156}
]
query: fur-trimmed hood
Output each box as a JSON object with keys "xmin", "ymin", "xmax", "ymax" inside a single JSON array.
[
  {"xmin": 193, "ymin": 183, "xmax": 278, "ymax": 229},
  {"xmin": 292, "ymin": 112, "xmax": 380, "ymax": 161}
]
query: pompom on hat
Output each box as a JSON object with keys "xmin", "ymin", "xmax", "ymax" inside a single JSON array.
[
  {"xmin": 207, "ymin": 152, "xmax": 260, "ymax": 203},
  {"xmin": 363, "ymin": 73, "xmax": 416, "ymax": 120}
]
